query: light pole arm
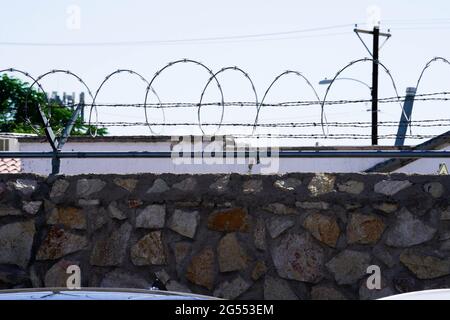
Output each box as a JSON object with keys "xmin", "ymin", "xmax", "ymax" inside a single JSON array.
[{"xmin": 319, "ymin": 77, "xmax": 371, "ymax": 90}]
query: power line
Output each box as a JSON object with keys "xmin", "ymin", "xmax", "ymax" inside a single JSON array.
[
  {"xmin": 0, "ymin": 24, "xmax": 357, "ymax": 47},
  {"xmin": 393, "ymin": 26, "xmax": 450, "ymax": 31},
  {"xmin": 385, "ymin": 17, "xmax": 450, "ymax": 21},
  {"xmin": 3, "ymin": 19, "xmax": 450, "ymax": 48},
  {"xmin": 383, "ymin": 18, "xmax": 450, "ymax": 24}
]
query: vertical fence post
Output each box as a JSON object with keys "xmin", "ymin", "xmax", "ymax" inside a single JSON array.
[{"xmin": 51, "ymin": 151, "xmax": 60, "ymax": 175}]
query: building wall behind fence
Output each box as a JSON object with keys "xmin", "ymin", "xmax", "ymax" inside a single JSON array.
[
  {"xmin": 19, "ymin": 141, "xmax": 388, "ymax": 175},
  {"xmin": 0, "ymin": 172, "xmax": 450, "ymax": 299}
]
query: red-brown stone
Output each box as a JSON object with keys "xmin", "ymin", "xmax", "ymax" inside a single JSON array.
[{"xmin": 207, "ymin": 208, "xmax": 250, "ymax": 232}]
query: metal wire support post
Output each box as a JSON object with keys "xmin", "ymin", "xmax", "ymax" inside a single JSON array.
[
  {"xmin": 51, "ymin": 152, "xmax": 60, "ymax": 175},
  {"xmin": 395, "ymin": 87, "xmax": 417, "ymax": 146}
]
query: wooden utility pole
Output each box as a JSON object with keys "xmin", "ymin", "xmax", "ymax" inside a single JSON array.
[{"xmin": 354, "ymin": 26, "xmax": 391, "ymax": 145}]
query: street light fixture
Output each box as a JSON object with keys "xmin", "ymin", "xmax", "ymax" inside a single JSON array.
[
  {"xmin": 319, "ymin": 77, "xmax": 375, "ymax": 142},
  {"xmin": 319, "ymin": 77, "xmax": 373, "ymax": 112},
  {"xmin": 318, "ymin": 77, "xmax": 371, "ymax": 90}
]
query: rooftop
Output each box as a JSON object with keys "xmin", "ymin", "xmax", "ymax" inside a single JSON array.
[{"xmin": 2, "ymin": 134, "xmax": 412, "ymax": 150}]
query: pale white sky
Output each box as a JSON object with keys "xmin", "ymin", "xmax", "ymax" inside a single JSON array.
[{"xmin": 1, "ymin": 0, "xmax": 450, "ymax": 146}]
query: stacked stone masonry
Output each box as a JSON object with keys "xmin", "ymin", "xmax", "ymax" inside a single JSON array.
[{"xmin": 0, "ymin": 172, "xmax": 449, "ymax": 300}]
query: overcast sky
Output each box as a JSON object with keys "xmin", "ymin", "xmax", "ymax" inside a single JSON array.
[{"xmin": 1, "ymin": 0, "xmax": 450, "ymax": 146}]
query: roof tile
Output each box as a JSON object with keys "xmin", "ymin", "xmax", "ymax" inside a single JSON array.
[{"xmin": 0, "ymin": 158, "xmax": 21, "ymax": 173}]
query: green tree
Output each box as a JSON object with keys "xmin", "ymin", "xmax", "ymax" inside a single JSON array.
[{"xmin": 0, "ymin": 74, "xmax": 107, "ymax": 136}]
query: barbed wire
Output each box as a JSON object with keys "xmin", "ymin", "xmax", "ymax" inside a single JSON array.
[
  {"xmin": 89, "ymin": 119, "xmax": 450, "ymax": 128},
  {"xmin": 7, "ymin": 91, "xmax": 448, "ymax": 109},
  {"xmin": 319, "ymin": 57, "xmax": 407, "ymax": 134},
  {"xmin": 3, "ymin": 89, "xmax": 450, "ymax": 117},
  {"xmin": 253, "ymin": 70, "xmax": 322, "ymax": 134},
  {"xmin": 143, "ymin": 59, "xmax": 224, "ymax": 136},
  {"xmin": 2, "ymin": 57, "xmax": 450, "ymax": 149},
  {"xmin": 231, "ymin": 133, "xmax": 445, "ymax": 140},
  {"xmin": 199, "ymin": 66, "xmax": 258, "ymax": 135},
  {"xmin": 24, "ymin": 69, "xmax": 95, "ymax": 151},
  {"xmin": 416, "ymin": 57, "xmax": 450, "ymax": 92},
  {"xmin": 89, "ymin": 69, "xmax": 164, "ymax": 136}
]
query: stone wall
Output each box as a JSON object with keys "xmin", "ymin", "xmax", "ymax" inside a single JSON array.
[{"xmin": 0, "ymin": 172, "xmax": 450, "ymax": 299}]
